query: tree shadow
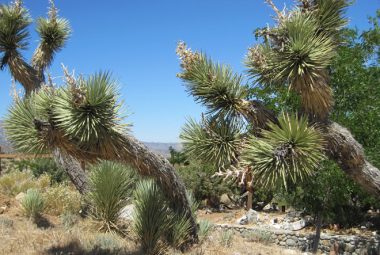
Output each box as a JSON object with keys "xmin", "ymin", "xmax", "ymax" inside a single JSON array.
[
  {"xmin": 44, "ymin": 240, "xmax": 141, "ymax": 255},
  {"xmin": 35, "ymin": 215, "xmax": 53, "ymax": 229}
]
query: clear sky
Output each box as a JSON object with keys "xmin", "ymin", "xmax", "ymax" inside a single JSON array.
[{"xmin": 0, "ymin": 0, "xmax": 378, "ymax": 142}]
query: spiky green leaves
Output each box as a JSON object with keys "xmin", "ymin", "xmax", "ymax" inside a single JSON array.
[
  {"xmin": 53, "ymin": 72, "xmax": 128, "ymax": 160},
  {"xmin": 88, "ymin": 161, "xmax": 133, "ymax": 232},
  {"xmin": 33, "ymin": 2, "xmax": 71, "ymax": 69},
  {"xmin": 133, "ymin": 180, "xmax": 170, "ymax": 255},
  {"xmin": 247, "ymin": 11, "xmax": 336, "ymax": 118},
  {"xmin": 180, "ymin": 117, "xmax": 242, "ymax": 169},
  {"xmin": 243, "ymin": 113, "xmax": 325, "ymax": 189},
  {"xmin": 0, "ymin": 1, "xmax": 31, "ymax": 68},
  {"xmin": 4, "ymin": 92, "xmax": 51, "ymax": 154},
  {"xmin": 177, "ymin": 42, "xmax": 248, "ymax": 120},
  {"xmin": 313, "ymin": 0, "xmax": 348, "ymax": 39},
  {"xmin": 5, "ymin": 72, "xmax": 129, "ymax": 162}
]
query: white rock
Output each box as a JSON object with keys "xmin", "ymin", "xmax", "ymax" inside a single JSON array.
[
  {"xmin": 291, "ymin": 219, "xmax": 306, "ymax": 231},
  {"xmin": 246, "ymin": 209, "xmax": 259, "ymax": 223},
  {"xmin": 119, "ymin": 204, "xmax": 134, "ymax": 220},
  {"xmin": 237, "ymin": 215, "xmax": 248, "ymax": 225}
]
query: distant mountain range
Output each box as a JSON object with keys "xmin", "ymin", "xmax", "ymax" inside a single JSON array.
[
  {"xmin": 143, "ymin": 142, "xmax": 182, "ymax": 158},
  {"xmin": 0, "ymin": 121, "xmax": 181, "ymax": 157}
]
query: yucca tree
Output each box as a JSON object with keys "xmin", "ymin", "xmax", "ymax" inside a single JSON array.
[
  {"xmin": 178, "ymin": 0, "xmax": 380, "ymax": 199},
  {"xmin": 0, "ymin": 0, "xmax": 197, "ymax": 241}
]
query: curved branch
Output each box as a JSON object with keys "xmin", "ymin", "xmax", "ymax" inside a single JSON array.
[
  {"xmin": 115, "ymin": 134, "xmax": 198, "ymax": 242},
  {"xmin": 8, "ymin": 52, "xmax": 42, "ymax": 95},
  {"xmin": 325, "ymin": 122, "xmax": 380, "ymax": 196}
]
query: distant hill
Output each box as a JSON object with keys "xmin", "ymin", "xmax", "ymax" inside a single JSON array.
[{"xmin": 143, "ymin": 142, "xmax": 182, "ymax": 158}]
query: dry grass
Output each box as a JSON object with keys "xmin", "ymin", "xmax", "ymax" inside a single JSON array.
[
  {"xmin": 0, "ymin": 194, "xmax": 303, "ymax": 255},
  {"xmin": 179, "ymin": 229, "xmax": 302, "ymax": 255},
  {"xmin": 43, "ymin": 183, "xmax": 81, "ymax": 216}
]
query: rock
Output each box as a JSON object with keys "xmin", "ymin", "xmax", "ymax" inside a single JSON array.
[
  {"xmin": 237, "ymin": 215, "xmax": 249, "ymax": 225},
  {"xmin": 263, "ymin": 203, "xmax": 271, "ymax": 210},
  {"xmin": 220, "ymin": 194, "xmax": 232, "ymax": 205},
  {"xmin": 286, "ymin": 238, "xmax": 297, "ymax": 246},
  {"xmin": 246, "ymin": 209, "xmax": 259, "ymax": 223},
  {"xmin": 291, "ymin": 219, "xmax": 306, "ymax": 231},
  {"xmin": 15, "ymin": 192, "xmax": 25, "ymax": 202},
  {"xmin": 119, "ymin": 204, "xmax": 134, "ymax": 220},
  {"xmin": 237, "ymin": 209, "xmax": 259, "ymax": 225},
  {"xmin": 344, "ymin": 244, "xmax": 355, "ymax": 253}
]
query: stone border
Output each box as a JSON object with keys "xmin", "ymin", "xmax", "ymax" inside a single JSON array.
[{"xmin": 214, "ymin": 223, "xmax": 380, "ymax": 255}]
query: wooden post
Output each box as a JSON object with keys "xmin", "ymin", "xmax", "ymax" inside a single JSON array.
[{"xmin": 246, "ymin": 171, "xmax": 254, "ymax": 210}]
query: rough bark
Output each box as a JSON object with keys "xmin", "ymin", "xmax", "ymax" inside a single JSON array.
[
  {"xmin": 312, "ymin": 212, "xmax": 323, "ymax": 254},
  {"xmin": 8, "ymin": 53, "xmax": 42, "ymax": 95},
  {"xmin": 52, "ymin": 148, "xmax": 89, "ymax": 194},
  {"xmin": 117, "ymin": 135, "xmax": 198, "ymax": 242},
  {"xmin": 325, "ymin": 122, "xmax": 380, "ymax": 197}
]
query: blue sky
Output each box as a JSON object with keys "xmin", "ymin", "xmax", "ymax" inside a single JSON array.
[{"xmin": 0, "ymin": 0, "xmax": 378, "ymax": 142}]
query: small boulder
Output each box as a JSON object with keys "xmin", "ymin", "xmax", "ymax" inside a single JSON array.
[
  {"xmin": 237, "ymin": 215, "xmax": 248, "ymax": 225},
  {"xmin": 237, "ymin": 209, "xmax": 259, "ymax": 225},
  {"xmin": 119, "ymin": 204, "xmax": 134, "ymax": 220}
]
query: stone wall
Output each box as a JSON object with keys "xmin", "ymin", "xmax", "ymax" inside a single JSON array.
[{"xmin": 215, "ymin": 224, "xmax": 380, "ymax": 255}]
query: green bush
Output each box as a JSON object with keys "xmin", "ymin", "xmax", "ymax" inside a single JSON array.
[
  {"xmin": 132, "ymin": 180, "xmax": 197, "ymax": 253},
  {"xmin": 0, "ymin": 171, "xmax": 50, "ymax": 196},
  {"xmin": 0, "ymin": 216, "xmax": 13, "ymax": 228},
  {"xmin": 13, "ymin": 158, "xmax": 68, "ymax": 184},
  {"xmin": 44, "ymin": 184, "xmax": 81, "ymax": 216},
  {"xmin": 198, "ymin": 220, "xmax": 213, "ymax": 242},
  {"xmin": 60, "ymin": 211, "xmax": 79, "ymax": 229},
  {"xmin": 21, "ymin": 189, "xmax": 44, "ymax": 219},
  {"xmin": 132, "ymin": 180, "xmax": 170, "ymax": 255},
  {"xmin": 177, "ymin": 163, "xmax": 238, "ymax": 208},
  {"xmin": 219, "ymin": 230, "xmax": 233, "ymax": 247},
  {"xmin": 283, "ymin": 160, "xmax": 380, "ymax": 227},
  {"xmin": 87, "ymin": 161, "xmax": 133, "ymax": 232}
]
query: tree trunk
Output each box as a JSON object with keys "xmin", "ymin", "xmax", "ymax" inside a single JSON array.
[
  {"xmin": 52, "ymin": 148, "xmax": 89, "ymax": 194},
  {"xmin": 325, "ymin": 122, "xmax": 380, "ymax": 196},
  {"xmin": 116, "ymin": 135, "xmax": 198, "ymax": 242},
  {"xmin": 312, "ymin": 212, "xmax": 323, "ymax": 253},
  {"xmin": 246, "ymin": 172, "xmax": 253, "ymax": 210}
]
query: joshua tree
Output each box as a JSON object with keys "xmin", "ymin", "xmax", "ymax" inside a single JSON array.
[
  {"xmin": 178, "ymin": 0, "xmax": 380, "ymax": 201},
  {"xmin": 0, "ymin": 1, "xmax": 197, "ymax": 240}
]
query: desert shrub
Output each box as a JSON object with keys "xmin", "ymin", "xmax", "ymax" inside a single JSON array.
[
  {"xmin": 198, "ymin": 220, "xmax": 213, "ymax": 242},
  {"xmin": 87, "ymin": 161, "xmax": 133, "ymax": 232},
  {"xmin": 90, "ymin": 233, "xmax": 125, "ymax": 251},
  {"xmin": 60, "ymin": 211, "xmax": 80, "ymax": 229},
  {"xmin": 13, "ymin": 158, "xmax": 68, "ymax": 184},
  {"xmin": 44, "ymin": 184, "xmax": 81, "ymax": 216},
  {"xmin": 0, "ymin": 216, "xmax": 13, "ymax": 228},
  {"xmin": 133, "ymin": 180, "xmax": 170, "ymax": 255},
  {"xmin": 219, "ymin": 230, "xmax": 233, "ymax": 247},
  {"xmin": 177, "ymin": 163, "xmax": 238, "ymax": 208},
  {"xmin": 242, "ymin": 230, "xmax": 272, "ymax": 244},
  {"xmin": 166, "ymin": 213, "xmax": 192, "ymax": 250},
  {"xmin": 0, "ymin": 171, "xmax": 50, "ymax": 196},
  {"xmin": 165, "ymin": 191, "xmax": 198, "ymax": 249},
  {"xmin": 21, "ymin": 189, "xmax": 44, "ymax": 219}
]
